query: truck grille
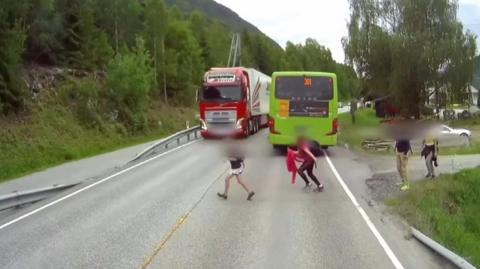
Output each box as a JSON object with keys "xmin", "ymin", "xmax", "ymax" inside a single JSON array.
[
  {"xmin": 205, "ymin": 110, "xmax": 237, "ymax": 132},
  {"xmin": 205, "ymin": 110, "xmax": 237, "ymax": 123}
]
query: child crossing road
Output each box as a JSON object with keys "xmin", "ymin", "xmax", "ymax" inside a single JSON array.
[
  {"xmin": 217, "ymin": 141, "xmax": 255, "ymax": 201},
  {"xmin": 295, "ymin": 137, "xmax": 324, "ymax": 192}
]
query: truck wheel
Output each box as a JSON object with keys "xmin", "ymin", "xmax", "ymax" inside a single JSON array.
[
  {"xmin": 248, "ymin": 120, "xmax": 254, "ymax": 135},
  {"xmin": 254, "ymin": 119, "xmax": 259, "ymax": 133},
  {"xmin": 243, "ymin": 128, "xmax": 249, "ymax": 138}
]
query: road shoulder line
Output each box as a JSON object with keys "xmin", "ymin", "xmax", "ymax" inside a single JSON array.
[
  {"xmin": 0, "ymin": 140, "xmax": 201, "ymax": 231},
  {"xmin": 324, "ymin": 153, "xmax": 405, "ymax": 269}
]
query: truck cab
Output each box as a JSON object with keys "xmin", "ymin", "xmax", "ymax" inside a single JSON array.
[
  {"xmin": 199, "ymin": 67, "xmax": 271, "ymax": 138},
  {"xmin": 199, "ymin": 68, "xmax": 250, "ymax": 138}
]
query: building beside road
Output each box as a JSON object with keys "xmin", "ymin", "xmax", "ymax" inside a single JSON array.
[{"xmin": 427, "ymin": 85, "xmax": 479, "ymax": 109}]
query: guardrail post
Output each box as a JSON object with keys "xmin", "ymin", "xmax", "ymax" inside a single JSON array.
[
  {"xmin": 177, "ymin": 138, "xmax": 180, "ymax": 145},
  {"xmin": 195, "ymin": 131, "xmax": 198, "ymax": 139},
  {"xmin": 165, "ymin": 143, "xmax": 168, "ymax": 149},
  {"xmin": 187, "ymin": 133, "xmax": 191, "ymax": 141}
]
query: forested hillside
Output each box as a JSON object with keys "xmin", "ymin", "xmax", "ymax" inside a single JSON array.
[
  {"xmin": 0, "ymin": 0, "xmax": 358, "ymax": 115},
  {"xmin": 0, "ymin": 0, "xmax": 359, "ymax": 181},
  {"xmin": 165, "ymin": 0, "xmax": 261, "ymax": 34}
]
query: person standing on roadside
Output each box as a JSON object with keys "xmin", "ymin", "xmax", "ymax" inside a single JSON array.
[
  {"xmin": 422, "ymin": 133, "xmax": 439, "ymax": 179},
  {"xmin": 394, "ymin": 138, "xmax": 413, "ymax": 191},
  {"xmin": 217, "ymin": 140, "xmax": 255, "ymax": 201},
  {"xmin": 350, "ymin": 99, "xmax": 358, "ymax": 125},
  {"xmin": 295, "ymin": 137, "xmax": 324, "ymax": 192}
]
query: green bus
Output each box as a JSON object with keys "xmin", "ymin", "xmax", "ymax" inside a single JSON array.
[{"xmin": 268, "ymin": 71, "xmax": 338, "ymax": 149}]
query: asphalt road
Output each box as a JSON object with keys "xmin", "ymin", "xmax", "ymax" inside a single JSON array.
[{"xmin": 0, "ymin": 131, "xmax": 453, "ymax": 269}]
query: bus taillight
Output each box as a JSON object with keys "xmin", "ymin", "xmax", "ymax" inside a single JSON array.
[
  {"xmin": 332, "ymin": 118, "xmax": 339, "ymax": 134},
  {"xmin": 327, "ymin": 118, "xmax": 338, "ymax": 136},
  {"xmin": 268, "ymin": 116, "xmax": 279, "ymax": 134}
]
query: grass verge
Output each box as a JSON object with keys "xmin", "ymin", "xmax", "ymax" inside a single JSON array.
[
  {"xmin": 338, "ymin": 109, "xmax": 382, "ymax": 150},
  {"xmin": 339, "ymin": 110, "xmax": 480, "ymax": 155},
  {"xmin": 0, "ymin": 101, "xmax": 196, "ymax": 183},
  {"xmin": 389, "ymin": 168, "xmax": 480, "ymax": 267},
  {"xmin": 440, "ymin": 141, "xmax": 480, "ymax": 155}
]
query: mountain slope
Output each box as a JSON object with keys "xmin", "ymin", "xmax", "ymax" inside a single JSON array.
[
  {"xmin": 166, "ymin": 0, "xmax": 259, "ymax": 33},
  {"xmin": 166, "ymin": 0, "xmax": 279, "ymax": 46}
]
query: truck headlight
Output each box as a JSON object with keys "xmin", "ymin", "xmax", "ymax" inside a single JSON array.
[
  {"xmin": 235, "ymin": 118, "xmax": 244, "ymax": 129},
  {"xmin": 200, "ymin": 119, "xmax": 207, "ymax": 130}
]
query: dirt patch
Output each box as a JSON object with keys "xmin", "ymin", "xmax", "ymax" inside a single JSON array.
[{"xmin": 365, "ymin": 172, "xmax": 402, "ymax": 202}]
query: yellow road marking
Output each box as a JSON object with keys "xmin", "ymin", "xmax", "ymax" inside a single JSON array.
[
  {"xmin": 139, "ymin": 212, "xmax": 191, "ymax": 269},
  {"xmin": 139, "ymin": 168, "xmax": 228, "ymax": 269}
]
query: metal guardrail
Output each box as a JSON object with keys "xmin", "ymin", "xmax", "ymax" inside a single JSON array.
[
  {"xmin": 411, "ymin": 227, "xmax": 477, "ymax": 269},
  {"xmin": 0, "ymin": 183, "xmax": 80, "ymax": 211},
  {"xmin": 130, "ymin": 125, "xmax": 202, "ymax": 163},
  {"xmin": 0, "ymin": 126, "xmax": 201, "ymax": 212}
]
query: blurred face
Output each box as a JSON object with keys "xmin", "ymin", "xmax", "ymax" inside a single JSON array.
[{"xmin": 297, "ymin": 136, "xmax": 306, "ymax": 145}]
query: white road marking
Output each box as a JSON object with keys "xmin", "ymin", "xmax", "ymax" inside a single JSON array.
[
  {"xmin": 324, "ymin": 154, "xmax": 405, "ymax": 269},
  {"xmin": 0, "ymin": 140, "xmax": 201, "ymax": 230}
]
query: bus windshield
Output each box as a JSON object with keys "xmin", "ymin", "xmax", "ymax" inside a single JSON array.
[
  {"xmin": 202, "ymin": 86, "xmax": 243, "ymax": 102},
  {"xmin": 275, "ymin": 76, "xmax": 333, "ymax": 100}
]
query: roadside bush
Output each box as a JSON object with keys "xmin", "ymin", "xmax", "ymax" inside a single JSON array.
[
  {"xmin": 420, "ymin": 105, "xmax": 434, "ymax": 117},
  {"xmin": 63, "ymin": 79, "xmax": 104, "ymax": 129},
  {"xmin": 106, "ymin": 38, "xmax": 155, "ymax": 131}
]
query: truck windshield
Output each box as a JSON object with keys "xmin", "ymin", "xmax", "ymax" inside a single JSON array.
[
  {"xmin": 275, "ymin": 76, "xmax": 333, "ymax": 100},
  {"xmin": 202, "ymin": 86, "xmax": 242, "ymax": 102}
]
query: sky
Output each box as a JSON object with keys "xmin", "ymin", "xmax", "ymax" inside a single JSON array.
[{"xmin": 214, "ymin": 0, "xmax": 480, "ymax": 63}]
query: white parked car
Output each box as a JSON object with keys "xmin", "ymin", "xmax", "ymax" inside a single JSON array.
[{"xmin": 440, "ymin": 125, "xmax": 471, "ymax": 137}]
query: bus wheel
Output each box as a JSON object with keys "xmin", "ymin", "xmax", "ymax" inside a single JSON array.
[{"xmin": 273, "ymin": 145, "xmax": 287, "ymax": 155}]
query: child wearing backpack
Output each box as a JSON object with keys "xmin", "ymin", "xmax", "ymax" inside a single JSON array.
[{"xmin": 295, "ymin": 137, "xmax": 324, "ymax": 192}]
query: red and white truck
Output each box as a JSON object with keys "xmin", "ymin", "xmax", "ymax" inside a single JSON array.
[{"xmin": 199, "ymin": 67, "xmax": 271, "ymax": 138}]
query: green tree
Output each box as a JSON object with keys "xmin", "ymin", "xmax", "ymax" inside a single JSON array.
[
  {"xmin": 168, "ymin": 5, "xmax": 183, "ymax": 21},
  {"xmin": 94, "ymin": 0, "xmax": 143, "ymax": 53},
  {"xmin": 144, "ymin": 0, "xmax": 169, "ymax": 103},
  {"xmin": 202, "ymin": 21, "xmax": 230, "ymax": 67},
  {"xmin": 164, "ymin": 20, "xmax": 203, "ymax": 105},
  {"xmin": 336, "ymin": 64, "xmax": 360, "ymax": 101},
  {"xmin": 76, "ymin": 5, "xmax": 113, "ymax": 70},
  {"xmin": 344, "ymin": 0, "xmax": 477, "ymax": 117},
  {"xmin": 189, "ymin": 12, "xmax": 230, "ymax": 68},
  {"xmin": 0, "ymin": 6, "xmax": 27, "ymax": 114},
  {"xmin": 282, "ymin": 38, "xmax": 359, "ymax": 101},
  {"xmin": 283, "ymin": 39, "xmax": 337, "ymax": 72},
  {"xmin": 24, "ymin": 0, "xmax": 63, "ymax": 64},
  {"xmin": 284, "ymin": 42, "xmax": 303, "ymax": 70},
  {"xmin": 106, "ymin": 38, "xmax": 155, "ymax": 131},
  {"xmin": 474, "ymin": 55, "xmax": 480, "ymax": 89}
]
